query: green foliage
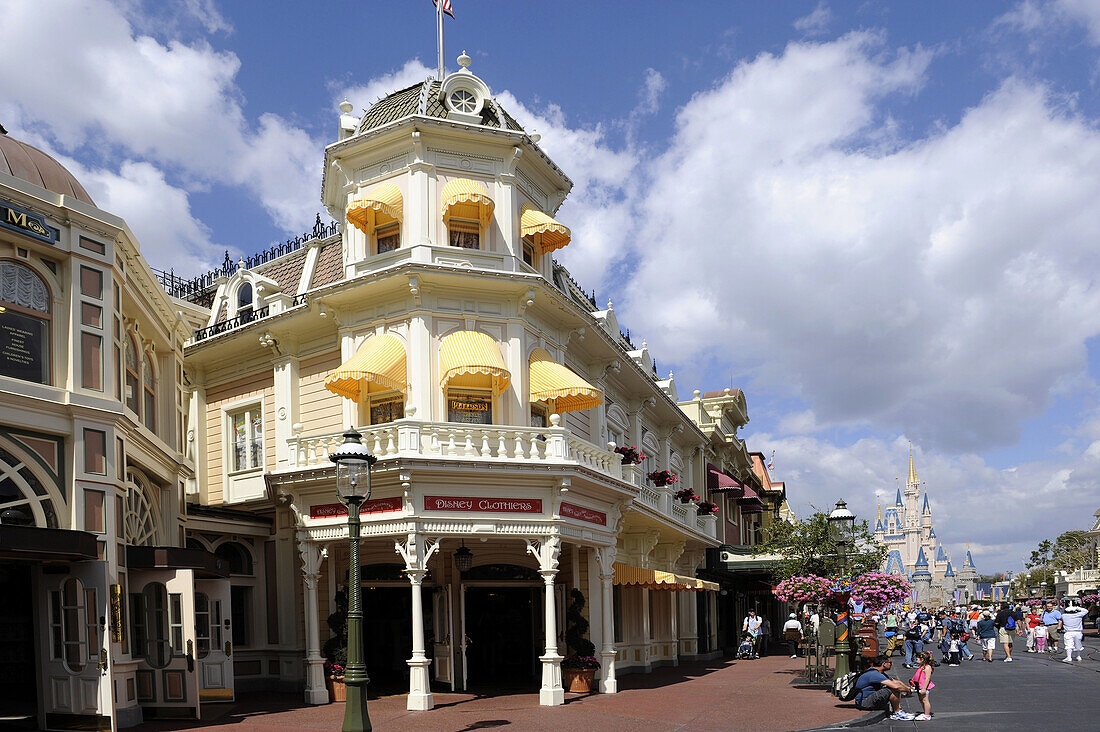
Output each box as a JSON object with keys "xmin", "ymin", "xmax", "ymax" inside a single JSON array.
[
  {"xmin": 752, "ymin": 510, "xmax": 886, "ymax": 582},
  {"xmin": 322, "ymin": 588, "xmax": 348, "ymax": 666},
  {"xmin": 564, "ymin": 588, "xmax": 595, "ymax": 657},
  {"xmin": 1025, "ymin": 530, "xmax": 1092, "ymax": 586}
]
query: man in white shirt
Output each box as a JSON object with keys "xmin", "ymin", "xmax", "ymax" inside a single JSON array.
[
  {"xmin": 744, "ymin": 609, "xmax": 763, "ymax": 657},
  {"xmin": 1060, "ymin": 600, "xmax": 1088, "ymax": 663},
  {"xmin": 783, "ymin": 613, "xmax": 803, "ymax": 658},
  {"xmin": 810, "ymin": 611, "xmax": 821, "ymax": 636}
]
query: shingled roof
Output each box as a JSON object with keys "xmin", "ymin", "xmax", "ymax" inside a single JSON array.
[{"xmin": 357, "ymin": 80, "xmax": 525, "ymax": 134}]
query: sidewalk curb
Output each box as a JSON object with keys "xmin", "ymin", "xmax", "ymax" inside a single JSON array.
[{"xmin": 795, "ymin": 710, "xmax": 888, "ymax": 730}]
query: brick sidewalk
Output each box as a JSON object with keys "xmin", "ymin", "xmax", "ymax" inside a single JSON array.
[{"xmin": 136, "ymin": 656, "xmax": 864, "ymax": 732}]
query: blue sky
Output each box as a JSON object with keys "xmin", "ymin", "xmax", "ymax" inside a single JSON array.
[{"xmin": 4, "ymin": 0, "xmax": 1100, "ymax": 575}]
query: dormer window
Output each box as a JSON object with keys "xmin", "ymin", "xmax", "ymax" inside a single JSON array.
[
  {"xmin": 237, "ymin": 283, "xmax": 253, "ymax": 322},
  {"xmin": 449, "ymin": 89, "xmax": 477, "ymax": 114}
]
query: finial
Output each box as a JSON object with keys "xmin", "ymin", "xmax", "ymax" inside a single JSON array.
[
  {"xmin": 607, "ymin": 299, "xmax": 613, "ymax": 310},
  {"xmin": 339, "ymin": 97, "xmax": 353, "ymax": 114},
  {"xmin": 908, "ymin": 443, "xmax": 918, "ymax": 484},
  {"xmin": 668, "ymin": 370, "xmax": 674, "ymax": 380},
  {"xmin": 457, "ymin": 50, "xmax": 472, "ymax": 69},
  {"xmin": 693, "ymin": 389, "xmax": 701, "ymax": 399},
  {"xmin": 642, "ymin": 339, "xmax": 648, "ymax": 349}
]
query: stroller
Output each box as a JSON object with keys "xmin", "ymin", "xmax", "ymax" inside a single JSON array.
[{"xmin": 737, "ymin": 632, "xmax": 758, "ymax": 659}]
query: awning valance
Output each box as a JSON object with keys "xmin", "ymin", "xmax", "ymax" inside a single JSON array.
[
  {"xmin": 347, "ymin": 183, "xmax": 403, "ymax": 235},
  {"xmin": 612, "ymin": 563, "xmax": 717, "ymax": 592},
  {"xmin": 439, "ymin": 329, "xmax": 510, "ymax": 395},
  {"xmin": 707, "ymin": 464, "xmax": 744, "ymax": 495},
  {"xmin": 440, "ymin": 178, "xmax": 494, "ymax": 226},
  {"xmin": 528, "ymin": 348, "xmax": 602, "ymax": 413},
  {"xmin": 520, "ymin": 204, "xmax": 571, "ymax": 253},
  {"xmin": 737, "ymin": 482, "xmax": 766, "ymax": 513},
  {"xmin": 325, "ymin": 333, "xmax": 407, "ymax": 401}
]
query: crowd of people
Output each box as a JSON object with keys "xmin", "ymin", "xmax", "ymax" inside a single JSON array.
[{"xmin": 850, "ymin": 597, "xmax": 1092, "ymax": 721}]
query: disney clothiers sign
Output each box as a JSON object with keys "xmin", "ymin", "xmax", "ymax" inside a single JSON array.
[{"xmin": 423, "ymin": 495, "xmax": 542, "ymax": 513}]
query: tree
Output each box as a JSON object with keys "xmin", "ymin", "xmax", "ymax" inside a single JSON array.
[
  {"xmin": 1025, "ymin": 530, "xmax": 1092, "ymax": 588},
  {"xmin": 752, "ymin": 510, "xmax": 886, "ymax": 582}
]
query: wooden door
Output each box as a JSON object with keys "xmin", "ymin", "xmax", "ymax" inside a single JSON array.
[
  {"xmin": 195, "ymin": 578, "xmax": 234, "ymax": 702},
  {"xmin": 432, "ymin": 585, "xmax": 454, "ymax": 689}
]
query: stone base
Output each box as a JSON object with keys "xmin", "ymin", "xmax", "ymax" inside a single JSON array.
[
  {"xmin": 304, "ymin": 686, "xmax": 329, "ymax": 705},
  {"xmin": 539, "ymin": 653, "xmax": 564, "ymax": 707},
  {"xmin": 407, "ymin": 656, "xmax": 434, "ymax": 710}
]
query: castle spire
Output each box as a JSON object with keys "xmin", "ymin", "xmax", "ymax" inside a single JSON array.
[
  {"xmin": 877, "ymin": 498, "xmax": 882, "ymax": 522},
  {"xmin": 908, "ymin": 443, "xmax": 918, "ymax": 484}
]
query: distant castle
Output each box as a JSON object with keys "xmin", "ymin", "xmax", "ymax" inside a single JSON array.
[{"xmin": 875, "ymin": 449, "xmax": 979, "ymax": 605}]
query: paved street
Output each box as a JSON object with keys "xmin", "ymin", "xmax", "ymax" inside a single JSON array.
[
  {"xmin": 134, "ymin": 655, "xmax": 865, "ymax": 732},
  {"xmin": 823, "ymin": 631, "xmax": 1100, "ymax": 730}
]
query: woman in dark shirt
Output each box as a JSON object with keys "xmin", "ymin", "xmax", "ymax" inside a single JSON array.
[{"xmin": 976, "ymin": 611, "xmax": 997, "ymax": 663}]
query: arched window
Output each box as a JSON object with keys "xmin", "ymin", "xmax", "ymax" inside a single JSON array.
[
  {"xmin": 236, "ymin": 282, "xmax": 253, "ymax": 322},
  {"xmin": 49, "ymin": 577, "xmax": 94, "ymax": 674},
  {"xmin": 123, "ymin": 470, "xmax": 159, "ymax": 546},
  {"xmin": 215, "ymin": 542, "xmax": 253, "ymax": 575},
  {"xmin": 142, "ymin": 352, "xmax": 156, "ymax": 433},
  {"xmin": 0, "ymin": 444, "xmax": 59, "ymax": 528},
  {"xmin": 124, "ymin": 336, "xmax": 140, "ymax": 415},
  {"xmin": 0, "ymin": 260, "xmax": 51, "ymax": 384}
]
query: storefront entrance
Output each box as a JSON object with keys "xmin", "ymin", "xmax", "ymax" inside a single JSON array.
[
  {"xmin": 0, "ymin": 562, "xmax": 36, "ymax": 728},
  {"xmin": 361, "ymin": 586, "xmax": 417, "ymax": 695},
  {"xmin": 462, "ymin": 586, "xmax": 539, "ymax": 691}
]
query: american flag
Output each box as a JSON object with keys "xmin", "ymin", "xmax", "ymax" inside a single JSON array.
[{"xmin": 433, "ymin": 0, "xmax": 454, "ymax": 18}]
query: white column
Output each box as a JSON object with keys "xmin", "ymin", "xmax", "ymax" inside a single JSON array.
[
  {"xmin": 527, "ymin": 537, "xmax": 564, "ymax": 706},
  {"xmin": 397, "ymin": 534, "xmax": 441, "ymax": 710},
  {"xmin": 595, "ymin": 546, "xmax": 618, "ymax": 693},
  {"xmin": 273, "ymin": 355, "xmax": 300, "ymax": 467},
  {"xmin": 641, "ymin": 587, "xmax": 651, "ymax": 670},
  {"xmin": 298, "ymin": 538, "xmax": 328, "ymax": 705},
  {"xmin": 669, "ymin": 591, "xmax": 679, "ymax": 666}
]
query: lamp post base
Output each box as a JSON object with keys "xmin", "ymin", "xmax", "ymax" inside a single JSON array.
[
  {"xmin": 406, "ymin": 656, "xmax": 434, "ymax": 711},
  {"xmin": 539, "ymin": 653, "xmax": 565, "ymax": 706}
]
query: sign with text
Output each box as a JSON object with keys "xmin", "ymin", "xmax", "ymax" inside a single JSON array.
[
  {"xmin": 0, "ymin": 200, "xmax": 57, "ymax": 244},
  {"xmin": 309, "ymin": 496, "xmax": 403, "ymax": 519},
  {"xmin": 559, "ymin": 502, "xmax": 607, "ymax": 526},
  {"xmin": 0, "ymin": 310, "xmax": 48, "ymax": 383},
  {"xmin": 423, "ymin": 495, "xmax": 543, "ymax": 513}
]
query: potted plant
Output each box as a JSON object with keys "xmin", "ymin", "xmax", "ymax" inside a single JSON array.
[
  {"xmin": 697, "ymin": 500, "xmax": 718, "ymax": 516},
  {"xmin": 562, "ymin": 588, "xmax": 600, "ymax": 693},
  {"xmin": 322, "ymin": 588, "xmax": 348, "ymax": 703},
  {"xmin": 646, "ymin": 469, "xmax": 678, "ymax": 487},
  {"xmin": 673, "ymin": 487, "xmax": 698, "ymax": 504},
  {"xmin": 614, "ymin": 445, "xmax": 646, "ymax": 465}
]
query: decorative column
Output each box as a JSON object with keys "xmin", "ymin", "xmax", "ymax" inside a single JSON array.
[
  {"xmin": 298, "ymin": 537, "xmax": 329, "ymax": 705},
  {"xmin": 396, "ymin": 534, "xmax": 441, "ymax": 711},
  {"xmin": 527, "ymin": 537, "xmax": 564, "ymax": 706},
  {"xmin": 595, "ymin": 546, "xmax": 618, "ymax": 693}
]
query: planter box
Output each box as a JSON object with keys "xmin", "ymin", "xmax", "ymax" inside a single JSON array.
[
  {"xmin": 562, "ymin": 667, "xmax": 597, "ymax": 693},
  {"xmin": 326, "ymin": 676, "xmax": 346, "ymax": 703}
]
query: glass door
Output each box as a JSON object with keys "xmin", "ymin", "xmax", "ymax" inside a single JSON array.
[{"xmin": 195, "ymin": 578, "xmax": 234, "ymax": 702}]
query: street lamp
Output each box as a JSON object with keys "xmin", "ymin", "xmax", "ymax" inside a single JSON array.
[
  {"xmin": 827, "ymin": 499, "xmax": 856, "ymax": 684},
  {"xmin": 330, "ymin": 429, "xmax": 376, "ymax": 732}
]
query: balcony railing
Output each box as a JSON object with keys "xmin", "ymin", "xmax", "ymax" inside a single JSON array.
[
  {"xmin": 284, "ymin": 420, "xmax": 717, "ymax": 539},
  {"xmin": 194, "ymin": 306, "xmax": 269, "ymax": 341}
]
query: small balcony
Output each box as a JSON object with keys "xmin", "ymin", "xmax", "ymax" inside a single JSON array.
[{"xmin": 284, "ymin": 419, "xmax": 717, "ymax": 540}]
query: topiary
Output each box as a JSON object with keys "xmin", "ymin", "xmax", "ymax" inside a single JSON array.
[{"xmin": 564, "ymin": 588, "xmax": 595, "ymax": 658}]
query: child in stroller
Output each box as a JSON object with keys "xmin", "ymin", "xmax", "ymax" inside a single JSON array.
[{"xmin": 737, "ymin": 632, "xmax": 758, "ymax": 659}]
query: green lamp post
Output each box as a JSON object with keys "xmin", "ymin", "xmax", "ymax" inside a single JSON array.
[
  {"xmin": 329, "ymin": 429, "xmax": 376, "ymax": 732},
  {"xmin": 828, "ymin": 499, "xmax": 856, "ymax": 683}
]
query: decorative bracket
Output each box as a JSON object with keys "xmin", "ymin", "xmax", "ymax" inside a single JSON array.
[
  {"xmin": 518, "ymin": 287, "xmax": 536, "ymax": 315},
  {"xmin": 506, "ymin": 145, "xmax": 523, "ymax": 175},
  {"xmin": 408, "ymin": 275, "xmax": 422, "ymax": 305},
  {"xmin": 525, "ymin": 536, "xmax": 561, "ymax": 574}
]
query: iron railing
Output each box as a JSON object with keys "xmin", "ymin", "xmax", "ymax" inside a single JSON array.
[{"xmin": 193, "ymin": 306, "xmax": 269, "ymax": 342}]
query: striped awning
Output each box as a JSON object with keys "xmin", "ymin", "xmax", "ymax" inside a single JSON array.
[
  {"xmin": 738, "ymin": 482, "xmax": 766, "ymax": 513},
  {"xmin": 347, "ymin": 183, "xmax": 403, "ymax": 235},
  {"xmin": 707, "ymin": 464, "xmax": 744, "ymax": 495},
  {"xmin": 440, "ymin": 178, "xmax": 494, "ymax": 226},
  {"xmin": 439, "ymin": 330, "xmax": 510, "ymax": 395},
  {"xmin": 520, "ymin": 204, "xmax": 571, "ymax": 253},
  {"xmin": 612, "ymin": 563, "xmax": 718, "ymax": 592},
  {"xmin": 528, "ymin": 348, "xmax": 602, "ymax": 413},
  {"xmin": 324, "ymin": 332, "xmax": 407, "ymax": 401}
]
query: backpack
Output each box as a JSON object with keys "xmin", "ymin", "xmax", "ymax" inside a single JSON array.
[
  {"xmin": 1005, "ymin": 615, "xmax": 1016, "ymax": 630},
  {"xmin": 905, "ymin": 623, "xmax": 921, "ymax": 640},
  {"xmin": 835, "ymin": 671, "xmax": 860, "ymax": 701}
]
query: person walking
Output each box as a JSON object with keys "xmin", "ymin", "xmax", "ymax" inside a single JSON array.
[
  {"xmin": 910, "ymin": 651, "xmax": 935, "ymax": 721},
  {"xmin": 743, "ymin": 609, "xmax": 763, "ymax": 658},
  {"xmin": 759, "ymin": 615, "xmax": 772, "ymax": 657},
  {"xmin": 976, "ymin": 609, "xmax": 997, "ymax": 662},
  {"xmin": 1060, "ymin": 600, "xmax": 1088, "ymax": 663},
  {"xmin": 903, "ymin": 616, "xmax": 927, "ymax": 668},
  {"xmin": 884, "ymin": 609, "xmax": 900, "ymax": 656},
  {"xmin": 994, "ymin": 602, "xmax": 1017, "ymax": 662},
  {"xmin": 783, "ymin": 612, "xmax": 803, "ymax": 658},
  {"xmin": 1041, "ymin": 601, "xmax": 1062, "ymax": 654},
  {"xmin": 1025, "ymin": 607, "xmax": 1042, "ymax": 652}
]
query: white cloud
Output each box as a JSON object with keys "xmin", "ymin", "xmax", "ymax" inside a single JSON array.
[
  {"xmin": 613, "ymin": 32, "xmax": 1100, "ymax": 453},
  {"xmin": 639, "ymin": 69, "xmax": 668, "ymax": 113},
  {"xmin": 340, "ymin": 59, "xmax": 435, "ymax": 113},
  {"xmin": 1058, "ymin": 0, "xmax": 1100, "ymax": 42},
  {"xmin": 794, "ymin": 2, "xmax": 834, "ymax": 37},
  {"xmin": 995, "ymin": 0, "xmax": 1100, "ymax": 44}
]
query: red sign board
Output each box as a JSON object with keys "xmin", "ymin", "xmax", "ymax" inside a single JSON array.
[
  {"xmin": 559, "ymin": 502, "xmax": 607, "ymax": 526},
  {"xmin": 309, "ymin": 497, "xmax": 403, "ymax": 519},
  {"xmin": 423, "ymin": 495, "xmax": 543, "ymax": 513}
]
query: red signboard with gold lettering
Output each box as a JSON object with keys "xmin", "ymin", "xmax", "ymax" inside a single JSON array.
[
  {"xmin": 423, "ymin": 495, "xmax": 542, "ymax": 513},
  {"xmin": 559, "ymin": 502, "xmax": 607, "ymax": 526},
  {"xmin": 309, "ymin": 496, "xmax": 403, "ymax": 519}
]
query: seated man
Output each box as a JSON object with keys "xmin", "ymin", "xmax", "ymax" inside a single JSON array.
[{"xmin": 853, "ymin": 654, "xmax": 915, "ymax": 721}]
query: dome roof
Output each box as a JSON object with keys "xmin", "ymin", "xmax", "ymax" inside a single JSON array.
[
  {"xmin": 357, "ymin": 79, "xmax": 525, "ymax": 135},
  {"xmin": 0, "ymin": 132, "xmax": 94, "ymax": 206}
]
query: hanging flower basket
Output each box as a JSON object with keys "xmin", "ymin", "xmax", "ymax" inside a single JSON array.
[
  {"xmin": 673, "ymin": 487, "xmax": 698, "ymax": 504},
  {"xmin": 697, "ymin": 501, "xmax": 718, "ymax": 516},
  {"xmin": 614, "ymin": 446, "xmax": 647, "ymax": 465},
  {"xmin": 646, "ymin": 470, "xmax": 678, "ymax": 487},
  {"xmin": 773, "ymin": 575, "xmax": 833, "ymax": 604},
  {"xmin": 848, "ymin": 573, "xmax": 912, "ymax": 612}
]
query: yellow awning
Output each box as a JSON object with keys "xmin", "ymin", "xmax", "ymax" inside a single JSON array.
[
  {"xmin": 439, "ymin": 330, "xmax": 510, "ymax": 395},
  {"xmin": 520, "ymin": 204, "xmax": 571, "ymax": 253},
  {"xmin": 528, "ymin": 348, "xmax": 602, "ymax": 413},
  {"xmin": 611, "ymin": 563, "xmax": 718, "ymax": 592},
  {"xmin": 440, "ymin": 178, "xmax": 494, "ymax": 226},
  {"xmin": 324, "ymin": 333, "xmax": 407, "ymax": 401},
  {"xmin": 347, "ymin": 183, "xmax": 403, "ymax": 235}
]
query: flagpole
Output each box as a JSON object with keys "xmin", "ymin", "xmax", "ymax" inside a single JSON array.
[{"xmin": 437, "ymin": 1, "xmax": 444, "ymax": 80}]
